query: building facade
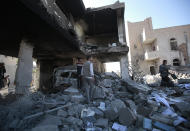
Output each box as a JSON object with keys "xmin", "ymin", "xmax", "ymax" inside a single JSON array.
[{"xmin": 127, "ymin": 17, "xmax": 190, "ymax": 76}]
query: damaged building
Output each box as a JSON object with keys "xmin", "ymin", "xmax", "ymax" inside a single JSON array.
[
  {"xmin": 127, "ymin": 17, "xmax": 190, "ymax": 76},
  {"xmin": 0, "ymin": 0, "xmax": 190, "ymax": 131},
  {"xmin": 0, "ymin": 0, "xmax": 129, "ymax": 94}
]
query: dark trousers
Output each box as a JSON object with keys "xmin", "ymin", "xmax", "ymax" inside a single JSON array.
[
  {"xmin": 0, "ymin": 78, "xmax": 4, "ymax": 89},
  {"xmin": 77, "ymin": 75, "xmax": 82, "ymax": 89},
  {"xmin": 161, "ymin": 76, "xmax": 174, "ymax": 87},
  {"xmin": 83, "ymin": 77, "xmax": 94, "ymax": 103}
]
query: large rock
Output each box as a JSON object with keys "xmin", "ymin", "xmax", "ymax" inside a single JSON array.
[{"xmin": 118, "ymin": 108, "xmax": 137, "ymax": 126}]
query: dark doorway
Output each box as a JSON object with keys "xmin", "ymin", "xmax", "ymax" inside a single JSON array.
[
  {"xmin": 150, "ymin": 66, "xmax": 156, "ymax": 75},
  {"xmin": 173, "ymin": 59, "xmax": 180, "ymax": 66}
]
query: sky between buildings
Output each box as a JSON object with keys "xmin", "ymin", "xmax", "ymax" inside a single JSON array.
[{"xmin": 83, "ymin": 0, "xmax": 190, "ymax": 29}]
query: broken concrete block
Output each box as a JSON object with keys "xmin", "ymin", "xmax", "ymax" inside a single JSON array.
[
  {"xmin": 150, "ymin": 113, "xmax": 173, "ymax": 125},
  {"xmin": 98, "ymin": 102, "xmax": 106, "ymax": 111},
  {"xmin": 71, "ymin": 94, "xmax": 85, "ymax": 103},
  {"xmin": 56, "ymin": 95, "xmax": 70, "ymax": 102},
  {"xmin": 93, "ymin": 86, "xmax": 106, "ymax": 99},
  {"xmin": 65, "ymin": 116, "xmax": 83, "ymax": 126},
  {"xmin": 125, "ymin": 99, "xmax": 137, "ymax": 114},
  {"xmin": 111, "ymin": 99, "xmax": 126, "ymax": 113},
  {"xmin": 176, "ymin": 126, "xmax": 190, "ymax": 131},
  {"xmin": 112, "ymin": 122, "xmax": 127, "ymax": 131},
  {"xmin": 94, "ymin": 118, "xmax": 108, "ymax": 128},
  {"xmin": 152, "ymin": 128, "xmax": 162, "ymax": 131},
  {"xmin": 89, "ymin": 107, "xmax": 104, "ymax": 118},
  {"xmin": 32, "ymin": 125, "xmax": 59, "ymax": 131},
  {"xmin": 174, "ymin": 102, "xmax": 190, "ymax": 114},
  {"xmin": 104, "ymin": 109, "xmax": 118, "ymax": 121},
  {"xmin": 143, "ymin": 118, "xmax": 152, "ymax": 130},
  {"xmin": 57, "ymin": 109, "xmax": 68, "ymax": 117},
  {"xmin": 184, "ymin": 121, "xmax": 190, "ymax": 129},
  {"xmin": 125, "ymin": 79, "xmax": 151, "ymax": 94},
  {"xmin": 153, "ymin": 121, "xmax": 176, "ymax": 131},
  {"xmin": 68, "ymin": 104, "xmax": 85, "ymax": 117},
  {"xmin": 135, "ymin": 115, "xmax": 144, "ymax": 127},
  {"xmin": 137, "ymin": 105, "xmax": 153, "ymax": 117},
  {"xmin": 100, "ymin": 79, "xmax": 114, "ymax": 87},
  {"xmin": 118, "ymin": 107, "xmax": 136, "ymax": 126},
  {"xmin": 178, "ymin": 79, "xmax": 190, "ymax": 84},
  {"xmin": 86, "ymin": 127, "xmax": 103, "ymax": 131},
  {"xmin": 9, "ymin": 118, "xmax": 21, "ymax": 129},
  {"xmin": 37, "ymin": 115, "xmax": 62, "ymax": 126},
  {"xmin": 81, "ymin": 108, "xmax": 95, "ymax": 118},
  {"xmin": 64, "ymin": 87, "xmax": 79, "ymax": 95}
]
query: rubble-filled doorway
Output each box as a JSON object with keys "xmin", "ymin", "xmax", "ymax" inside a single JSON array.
[
  {"xmin": 150, "ymin": 66, "xmax": 156, "ymax": 75},
  {"xmin": 104, "ymin": 62, "xmax": 120, "ymax": 76},
  {"xmin": 173, "ymin": 59, "xmax": 180, "ymax": 66}
]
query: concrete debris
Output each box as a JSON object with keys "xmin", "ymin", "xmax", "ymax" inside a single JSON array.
[
  {"xmin": 143, "ymin": 74, "xmax": 161, "ymax": 87},
  {"xmin": 125, "ymin": 79, "xmax": 151, "ymax": 94},
  {"xmin": 57, "ymin": 109, "xmax": 68, "ymax": 117},
  {"xmin": 0, "ymin": 72, "xmax": 190, "ymax": 130},
  {"xmin": 143, "ymin": 118, "xmax": 152, "ymax": 130},
  {"xmin": 153, "ymin": 121, "xmax": 176, "ymax": 131},
  {"xmin": 94, "ymin": 118, "xmax": 108, "ymax": 128},
  {"xmin": 112, "ymin": 122, "xmax": 127, "ymax": 131},
  {"xmin": 119, "ymin": 107, "xmax": 137, "ymax": 126},
  {"xmin": 178, "ymin": 79, "xmax": 190, "ymax": 84},
  {"xmin": 32, "ymin": 125, "xmax": 59, "ymax": 131}
]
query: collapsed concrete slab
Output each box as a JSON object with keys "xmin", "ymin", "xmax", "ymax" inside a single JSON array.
[{"xmin": 125, "ymin": 79, "xmax": 152, "ymax": 94}]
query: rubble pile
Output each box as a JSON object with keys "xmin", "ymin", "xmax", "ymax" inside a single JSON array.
[
  {"xmin": 143, "ymin": 71, "xmax": 190, "ymax": 87},
  {"xmin": 0, "ymin": 72, "xmax": 190, "ymax": 131}
]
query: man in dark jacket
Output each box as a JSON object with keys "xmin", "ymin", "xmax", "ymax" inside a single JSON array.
[
  {"xmin": 159, "ymin": 60, "xmax": 174, "ymax": 87},
  {"xmin": 0, "ymin": 63, "xmax": 6, "ymax": 88}
]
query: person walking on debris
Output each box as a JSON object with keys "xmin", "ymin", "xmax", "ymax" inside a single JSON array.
[
  {"xmin": 0, "ymin": 63, "xmax": 6, "ymax": 89},
  {"xmin": 76, "ymin": 57, "xmax": 83, "ymax": 89},
  {"xmin": 82, "ymin": 56, "xmax": 95, "ymax": 103},
  {"xmin": 159, "ymin": 60, "xmax": 174, "ymax": 87}
]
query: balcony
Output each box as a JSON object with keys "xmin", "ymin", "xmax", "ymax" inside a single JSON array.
[
  {"xmin": 141, "ymin": 28, "xmax": 156, "ymax": 45},
  {"xmin": 145, "ymin": 51, "xmax": 160, "ymax": 61}
]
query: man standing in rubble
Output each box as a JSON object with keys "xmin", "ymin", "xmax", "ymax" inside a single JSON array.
[
  {"xmin": 76, "ymin": 57, "xmax": 83, "ymax": 89},
  {"xmin": 82, "ymin": 56, "xmax": 95, "ymax": 103},
  {"xmin": 159, "ymin": 60, "xmax": 174, "ymax": 87},
  {"xmin": 0, "ymin": 63, "xmax": 6, "ymax": 89}
]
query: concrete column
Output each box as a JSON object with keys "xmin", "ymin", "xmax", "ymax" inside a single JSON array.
[
  {"xmin": 117, "ymin": 9, "xmax": 130, "ymax": 80},
  {"xmin": 15, "ymin": 40, "xmax": 33, "ymax": 95}
]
